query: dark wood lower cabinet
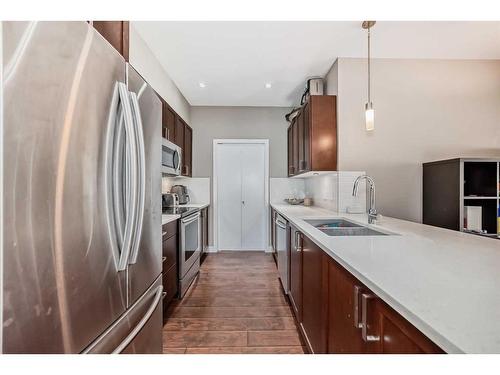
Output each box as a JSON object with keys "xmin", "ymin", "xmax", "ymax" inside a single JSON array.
[
  {"xmin": 372, "ymin": 299, "xmax": 444, "ymax": 354},
  {"xmin": 162, "ymin": 221, "xmax": 179, "ymax": 323},
  {"xmin": 301, "ymin": 235, "xmax": 328, "ymax": 354},
  {"xmin": 328, "ymin": 259, "xmax": 371, "ymax": 353},
  {"xmin": 288, "ymin": 229, "xmax": 444, "ymax": 354},
  {"xmin": 288, "ymin": 224, "xmax": 302, "ymax": 322}
]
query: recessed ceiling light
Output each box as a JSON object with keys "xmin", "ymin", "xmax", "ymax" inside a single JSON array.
[
  {"xmin": 199, "ymin": 82, "xmax": 206, "ymax": 88},
  {"xmin": 265, "ymin": 83, "xmax": 272, "ymax": 89}
]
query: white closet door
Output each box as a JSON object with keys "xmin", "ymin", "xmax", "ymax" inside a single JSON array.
[
  {"xmin": 217, "ymin": 144, "xmax": 243, "ymax": 250},
  {"xmin": 241, "ymin": 143, "xmax": 267, "ymax": 250}
]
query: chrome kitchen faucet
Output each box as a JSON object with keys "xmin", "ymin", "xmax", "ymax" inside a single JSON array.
[{"xmin": 352, "ymin": 175, "xmax": 378, "ymax": 224}]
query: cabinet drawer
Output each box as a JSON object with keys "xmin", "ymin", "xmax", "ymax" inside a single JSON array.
[
  {"xmin": 162, "ymin": 234, "xmax": 177, "ymax": 272},
  {"xmin": 162, "ymin": 263, "xmax": 178, "ymax": 315},
  {"xmin": 162, "ymin": 220, "xmax": 178, "ymax": 240}
]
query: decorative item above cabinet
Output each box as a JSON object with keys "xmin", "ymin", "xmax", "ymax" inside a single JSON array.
[{"xmin": 287, "ymin": 95, "xmax": 337, "ymax": 177}]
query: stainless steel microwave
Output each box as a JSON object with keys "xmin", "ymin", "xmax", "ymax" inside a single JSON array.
[{"xmin": 162, "ymin": 138, "xmax": 182, "ymax": 176}]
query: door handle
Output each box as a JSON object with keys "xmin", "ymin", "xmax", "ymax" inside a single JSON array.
[
  {"xmin": 162, "ymin": 256, "xmax": 167, "ymax": 263},
  {"xmin": 353, "ymin": 285, "xmax": 363, "ymax": 328},
  {"xmin": 128, "ymin": 92, "xmax": 146, "ymax": 265},
  {"xmin": 361, "ymin": 293, "xmax": 380, "ymax": 342},
  {"xmin": 294, "ymin": 231, "xmax": 302, "ymax": 251},
  {"xmin": 116, "ymin": 82, "xmax": 138, "ymax": 272}
]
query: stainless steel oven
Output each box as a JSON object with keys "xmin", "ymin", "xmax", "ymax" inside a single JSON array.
[
  {"xmin": 161, "ymin": 138, "xmax": 181, "ymax": 176},
  {"xmin": 179, "ymin": 210, "xmax": 201, "ymax": 297}
]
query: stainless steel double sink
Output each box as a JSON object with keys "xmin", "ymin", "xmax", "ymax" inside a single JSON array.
[{"xmin": 304, "ymin": 218, "xmax": 390, "ymax": 236}]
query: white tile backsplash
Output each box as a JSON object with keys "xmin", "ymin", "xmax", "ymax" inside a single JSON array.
[
  {"xmin": 305, "ymin": 174, "xmax": 338, "ymax": 211},
  {"xmin": 304, "ymin": 171, "xmax": 366, "ymax": 213},
  {"xmin": 270, "ymin": 178, "xmax": 306, "ymax": 204},
  {"xmin": 162, "ymin": 177, "xmax": 210, "ymax": 204}
]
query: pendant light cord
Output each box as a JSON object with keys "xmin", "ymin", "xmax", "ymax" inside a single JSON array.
[{"xmin": 367, "ymin": 26, "xmax": 371, "ymax": 103}]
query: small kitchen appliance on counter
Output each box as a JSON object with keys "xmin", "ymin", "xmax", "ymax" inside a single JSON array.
[
  {"xmin": 170, "ymin": 185, "xmax": 190, "ymax": 205},
  {"xmin": 162, "ymin": 192, "xmax": 179, "ymax": 208}
]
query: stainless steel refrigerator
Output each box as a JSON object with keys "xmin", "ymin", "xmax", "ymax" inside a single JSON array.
[{"xmin": 1, "ymin": 21, "xmax": 163, "ymax": 353}]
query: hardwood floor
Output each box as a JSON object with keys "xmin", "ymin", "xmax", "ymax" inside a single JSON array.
[{"xmin": 163, "ymin": 251, "xmax": 306, "ymax": 354}]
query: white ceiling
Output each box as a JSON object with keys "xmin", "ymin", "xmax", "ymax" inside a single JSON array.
[{"xmin": 132, "ymin": 21, "xmax": 500, "ymax": 107}]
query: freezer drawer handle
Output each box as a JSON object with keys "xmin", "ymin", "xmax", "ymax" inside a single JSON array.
[{"xmin": 112, "ymin": 285, "xmax": 163, "ymax": 354}]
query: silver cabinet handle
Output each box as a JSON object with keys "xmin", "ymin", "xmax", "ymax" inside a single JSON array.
[
  {"xmin": 361, "ymin": 293, "xmax": 380, "ymax": 342},
  {"xmin": 353, "ymin": 285, "xmax": 363, "ymax": 328},
  {"xmin": 162, "ymin": 256, "xmax": 167, "ymax": 263},
  {"xmin": 162, "ymin": 231, "xmax": 168, "ymax": 236},
  {"xmin": 294, "ymin": 231, "xmax": 302, "ymax": 251},
  {"xmin": 275, "ymin": 218, "xmax": 287, "ymax": 230},
  {"xmin": 162, "ymin": 291, "xmax": 167, "ymax": 299},
  {"xmin": 128, "ymin": 92, "xmax": 146, "ymax": 265}
]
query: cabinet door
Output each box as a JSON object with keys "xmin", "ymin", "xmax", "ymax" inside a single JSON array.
[
  {"xmin": 297, "ymin": 110, "xmax": 305, "ymax": 173},
  {"xmin": 92, "ymin": 21, "xmax": 129, "ymax": 61},
  {"xmin": 302, "ymin": 102, "xmax": 311, "ymax": 172},
  {"xmin": 288, "ymin": 224, "xmax": 302, "ymax": 321},
  {"xmin": 287, "ymin": 126, "xmax": 294, "ymax": 176},
  {"xmin": 174, "ymin": 117, "xmax": 185, "ymax": 175},
  {"xmin": 292, "ymin": 119, "xmax": 299, "ymax": 176},
  {"xmin": 301, "ymin": 235, "xmax": 328, "ymax": 353},
  {"xmin": 174, "ymin": 116, "xmax": 184, "ymax": 148},
  {"xmin": 328, "ymin": 258, "xmax": 369, "ymax": 353},
  {"xmin": 372, "ymin": 300, "xmax": 444, "ymax": 354},
  {"xmin": 184, "ymin": 124, "xmax": 193, "ymax": 177},
  {"xmin": 162, "ymin": 103, "xmax": 176, "ymax": 141}
]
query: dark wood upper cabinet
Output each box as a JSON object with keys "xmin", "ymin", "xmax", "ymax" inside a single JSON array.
[
  {"xmin": 287, "ymin": 95, "xmax": 337, "ymax": 177},
  {"xmin": 92, "ymin": 21, "xmax": 129, "ymax": 61},
  {"xmin": 288, "ymin": 224, "xmax": 302, "ymax": 322},
  {"xmin": 174, "ymin": 117, "xmax": 185, "ymax": 148},
  {"xmin": 292, "ymin": 118, "xmax": 299, "ymax": 176},
  {"xmin": 162, "ymin": 101, "xmax": 176, "ymax": 142},
  {"xmin": 184, "ymin": 125, "xmax": 193, "ymax": 177},
  {"xmin": 301, "ymin": 235, "xmax": 328, "ymax": 354},
  {"xmin": 287, "ymin": 126, "xmax": 294, "ymax": 176}
]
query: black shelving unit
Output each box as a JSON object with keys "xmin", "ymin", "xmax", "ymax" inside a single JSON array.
[{"xmin": 423, "ymin": 158, "xmax": 500, "ymax": 239}]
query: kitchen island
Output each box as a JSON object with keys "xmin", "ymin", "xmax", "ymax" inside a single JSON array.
[{"xmin": 271, "ymin": 204, "xmax": 500, "ymax": 354}]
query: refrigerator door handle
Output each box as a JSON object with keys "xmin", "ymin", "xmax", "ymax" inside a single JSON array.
[
  {"xmin": 105, "ymin": 83, "xmax": 123, "ymax": 266},
  {"xmin": 116, "ymin": 82, "xmax": 138, "ymax": 271},
  {"xmin": 128, "ymin": 92, "xmax": 146, "ymax": 265},
  {"xmin": 112, "ymin": 285, "xmax": 163, "ymax": 354}
]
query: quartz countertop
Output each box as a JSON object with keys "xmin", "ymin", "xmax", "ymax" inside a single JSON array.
[
  {"xmin": 271, "ymin": 204, "xmax": 500, "ymax": 354},
  {"xmin": 162, "ymin": 214, "xmax": 180, "ymax": 225},
  {"xmin": 161, "ymin": 203, "xmax": 210, "ymax": 225}
]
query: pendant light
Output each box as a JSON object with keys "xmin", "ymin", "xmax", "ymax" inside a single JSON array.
[{"xmin": 362, "ymin": 21, "xmax": 376, "ymax": 131}]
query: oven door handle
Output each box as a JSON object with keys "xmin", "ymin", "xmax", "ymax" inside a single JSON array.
[{"xmin": 181, "ymin": 212, "xmax": 201, "ymax": 225}]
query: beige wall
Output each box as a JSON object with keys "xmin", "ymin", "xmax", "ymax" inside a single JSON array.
[
  {"xmin": 129, "ymin": 23, "xmax": 191, "ymax": 122},
  {"xmin": 326, "ymin": 58, "xmax": 500, "ymax": 222},
  {"xmin": 190, "ymin": 106, "xmax": 291, "ymax": 178}
]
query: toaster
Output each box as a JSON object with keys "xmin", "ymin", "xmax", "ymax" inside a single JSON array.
[{"xmin": 170, "ymin": 185, "xmax": 190, "ymax": 205}]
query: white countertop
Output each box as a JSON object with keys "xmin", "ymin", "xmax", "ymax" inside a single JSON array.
[
  {"xmin": 162, "ymin": 214, "xmax": 180, "ymax": 225},
  {"xmin": 271, "ymin": 204, "xmax": 500, "ymax": 354},
  {"xmin": 161, "ymin": 203, "xmax": 210, "ymax": 225}
]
